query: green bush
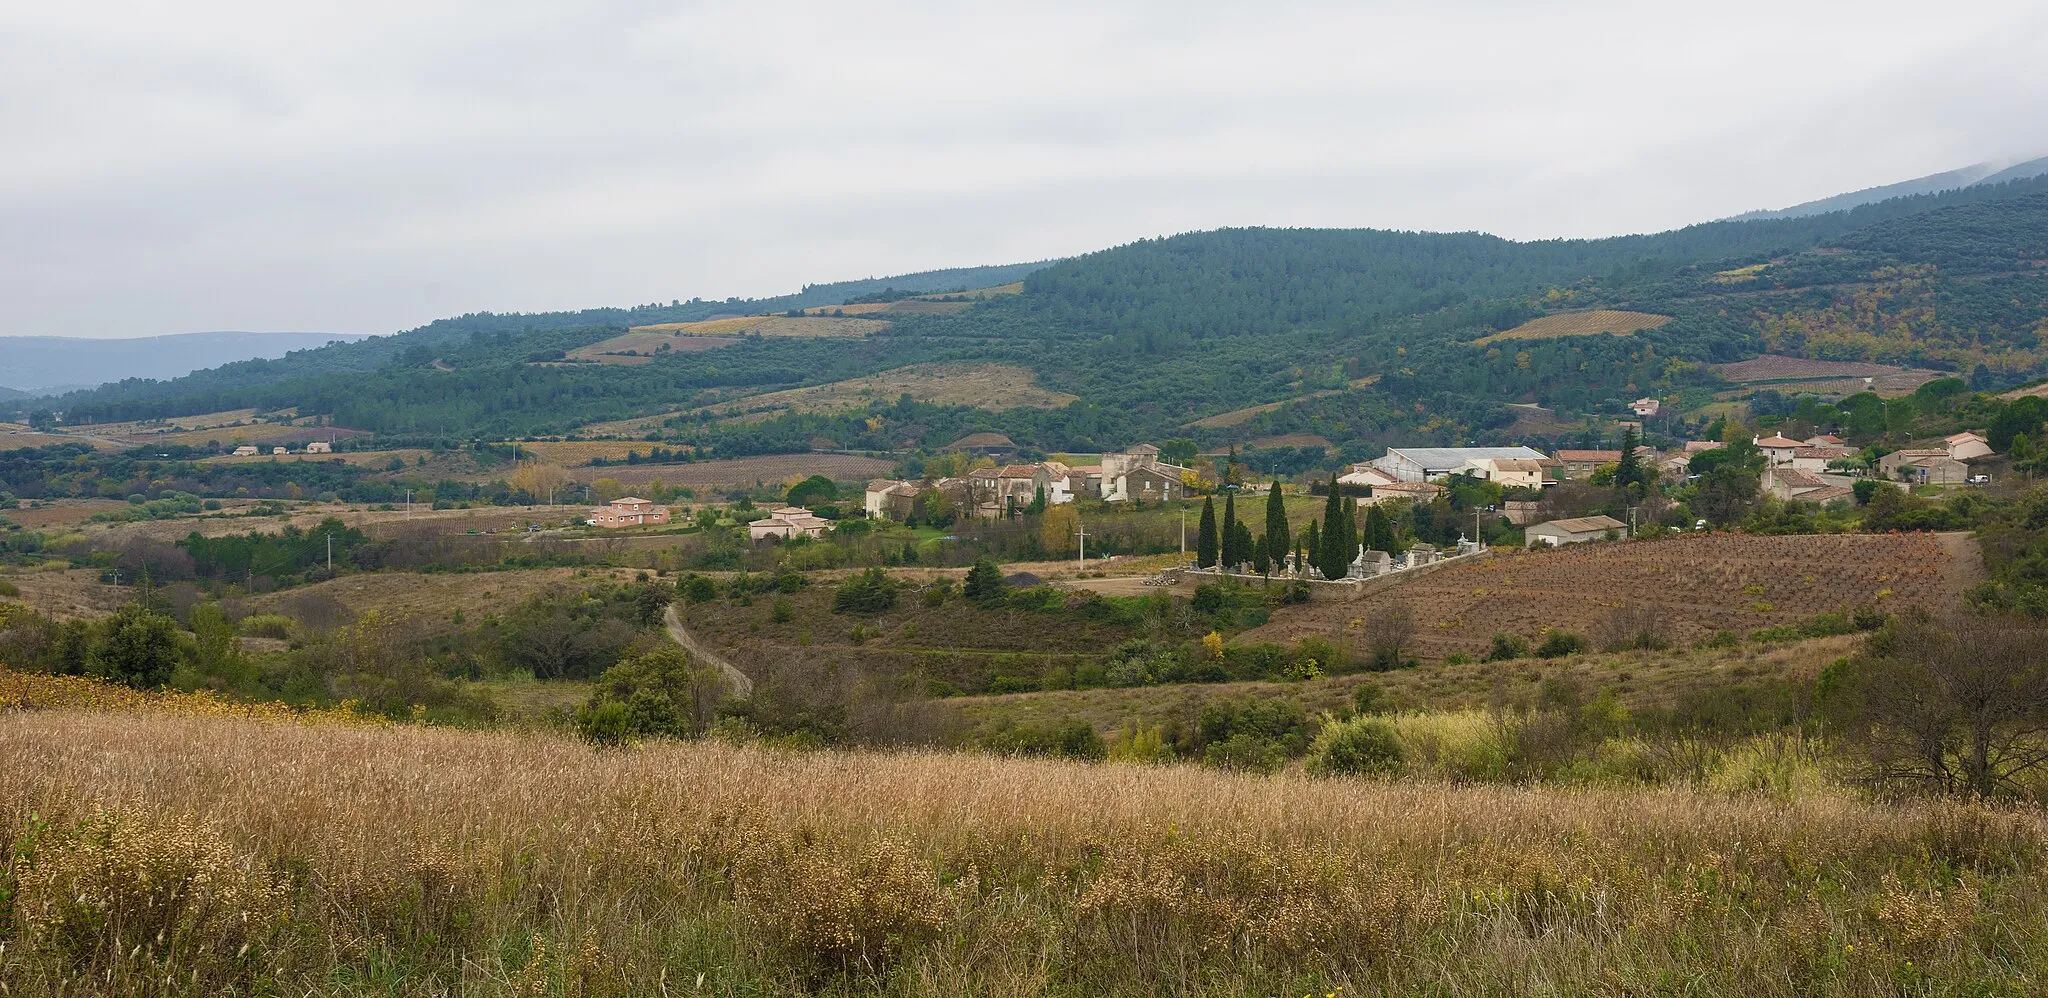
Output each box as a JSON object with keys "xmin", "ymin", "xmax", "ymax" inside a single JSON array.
[
  {"xmin": 679, "ymin": 574, "xmax": 719, "ymax": 604},
  {"xmin": 832, "ymin": 568, "xmax": 899, "ymax": 614},
  {"xmin": 576, "ymin": 647, "xmax": 727, "ymax": 743},
  {"xmin": 976, "ymin": 718, "xmax": 1104, "ymax": 760},
  {"xmin": 1485, "ymin": 632, "xmax": 1530, "ymax": 661},
  {"xmin": 963, "ymin": 557, "xmax": 1005, "ymax": 607},
  {"xmin": 771, "ymin": 597, "xmax": 795, "ymax": 623},
  {"xmin": 1306, "ymin": 717, "xmax": 1405, "ymax": 777},
  {"xmin": 1535, "ymin": 631, "xmax": 1588, "ymax": 658},
  {"xmin": 237, "ymin": 614, "xmax": 296, "ymax": 639},
  {"xmin": 0, "ymin": 579, "xmax": 18, "ymax": 597}
]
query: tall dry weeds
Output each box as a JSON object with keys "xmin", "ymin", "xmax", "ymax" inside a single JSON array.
[{"xmin": 0, "ymin": 699, "xmax": 2044, "ymax": 995}]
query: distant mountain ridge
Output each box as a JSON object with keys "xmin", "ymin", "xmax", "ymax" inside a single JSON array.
[
  {"xmin": 1, "ymin": 331, "xmax": 369, "ymax": 396},
  {"xmin": 1729, "ymin": 156, "xmax": 2048, "ymax": 221}
]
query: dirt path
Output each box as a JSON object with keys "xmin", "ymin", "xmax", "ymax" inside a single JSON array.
[
  {"xmin": 664, "ymin": 604, "xmax": 753, "ymax": 699},
  {"xmin": 1933, "ymin": 530, "xmax": 1986, "ymax": 604}
]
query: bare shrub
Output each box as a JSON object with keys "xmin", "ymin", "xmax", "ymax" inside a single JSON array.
[{"xmin": 1595, "ymin": 601, "xmax": 1670, "ymax": 652}]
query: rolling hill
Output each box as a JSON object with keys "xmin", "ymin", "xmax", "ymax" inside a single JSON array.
[
  {"xmin": 1728, "ymin": 154, "xmax": 2048, "ymax": 221},
  {"xmin": 20, "ymin": 166, "xmax": 2048, "ymax": 457}
]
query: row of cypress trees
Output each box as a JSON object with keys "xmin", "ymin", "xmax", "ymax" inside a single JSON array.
[{"xmin": 1195, "ymin": 476, "xmax": 1399, "ymax": 580}]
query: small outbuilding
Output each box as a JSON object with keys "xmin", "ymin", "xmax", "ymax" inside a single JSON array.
[{"xmin": 1525, "ymin": 514, "xmax": 1627, "ymax": 548}]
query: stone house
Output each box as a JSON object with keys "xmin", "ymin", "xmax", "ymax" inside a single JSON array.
[
  {"xmin": 1878, "ymin": 449, "xmax": 1968, "ymax": 485},
  {"xmin": 587, "ymin": 497, "xmax": 670, "ymax": 528},
  {"xmin": 747, "ymin": 506, "xmax": 831, "ymax": 540}
]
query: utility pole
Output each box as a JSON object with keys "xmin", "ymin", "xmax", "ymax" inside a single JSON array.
[
  {"xmin": 1075, "ymin": 522, "xmax": 1089, "ymax": 571},
  {"xmin": 326, "ymin": 532, "xmax": 333, "ymax": 577},
  {"xmin": 1179, "ymin": 507, "xmax": 1186, "ymax": 559},
  {"xmin": 1628, "ymin": 506, "xmax": 1637, "ymax": 538},
  {"xmin": 406, "ymin": 489, "xmax": 415, "ymax": 514},
  {"xmin": 1474, "ymin": 507, "xmax": 1483, "ymax": 549}
]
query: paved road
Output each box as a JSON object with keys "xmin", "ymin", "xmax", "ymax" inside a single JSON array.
[{"xmin": 663, "ymin": 603, "xmax": 753, "ymax": 699}]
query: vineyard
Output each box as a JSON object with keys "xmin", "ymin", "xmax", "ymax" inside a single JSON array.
[
  {"xmin": 1245, "ymin": 531, "xmax": 1978, "ymax": 660},
  {"xmin": 1471, "ymin": 309, "xmax": 1670, "ymax": 345}
]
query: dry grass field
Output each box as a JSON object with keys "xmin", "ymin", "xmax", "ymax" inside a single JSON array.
[
  {"xmin": 242, "ymin": 566, "xmax": 635, "ymax": 635},
  {"xmin": 0, "ymin": 426, "xmax": 124, "ymax": 451},
  {"xmin": 0, "ymin": 498, "xmax": 130, "ymax": 529},
  {"xmin": 201, "ymin": 447, "xmax": 435, "ymax": 467},
  {"xmin": 1472, "ymin": 310, "xmax": 1672, "ymax": 345},
  {"xmin": 1243, "ymin": 432, "xmax": 1332, "ymax": 449},
  {"xmin": 1242, "ymin": 531, "xmax": 1978, "ymax": 661},
  {"xmin": 2, "ymin": 698, "xmax": 2044, "ymax": 995},
  {"xmin": 690, "ymin": 363, "xmax": 1076, "ymax": 424},
  {"xmin": 564, "ymin": 453, "xmax": 896, "ymax": 489},
  {"xmin": 0, "ymin": 568, "xmax": 131, "ymax": 620},
  {"xmin": 591, "ymin": 315, "xmax": 890, "ymax": 360}
]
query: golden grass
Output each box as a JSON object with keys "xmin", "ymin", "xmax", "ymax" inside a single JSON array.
[
  {"xmin": 618, "ymin": 315, "xmax": 888, "ymax": 339},
  {"xmin": 200, "ymin": 447, "xmax": 434, "ymax": 467},
  {"xmin": 2, "ymin": 700, "xmax": 2044, "ymax": 995},
  {"xmin": 1473, "ymin": 310, "xmax": 1672, "ymax": 345}
]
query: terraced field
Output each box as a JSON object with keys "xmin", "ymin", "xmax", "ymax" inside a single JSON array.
[
  {"xmin": 1242, "ymin": 531, "xmax": 1978, "ymax": 661},
  {"xmin": 1472, "ymin": 310, "xmax": 1671, "ymax": 345}
]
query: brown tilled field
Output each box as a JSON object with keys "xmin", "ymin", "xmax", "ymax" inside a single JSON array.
[
  {"xmin": 565, "ymin": 453, "xmax": 895, "ymax": 488},
  {"xmin": 511, "ymin": 440, "xmax": 696, "ymax": 466},
  {"xmin": 1710, "ymin": 354, "xmax": 1944, "ymax": 392},
  {"xmin": 1472, "ymin": 310, "xmax": 1670, "ymax": 345},
  {"xmin": 1241, "ymin": 531, "xmax": 1979, "ymax": 661},
  {"xmin": 0, "ymin": 498, "xmax": 130, "ymax": 529}
]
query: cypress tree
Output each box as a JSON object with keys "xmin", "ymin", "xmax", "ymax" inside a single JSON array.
[
  {"xmin": 1319, "ymin": 477, "xmax": 1348, "ymax": 579},
  {"xmin": 1615, "ymin": 426, "xmax": 1642, "ymax": 495},
  {"xmin": 1263, "ymin": 483, "xmax": 1289, "ymax": 573},
  {"xmin": 1364, "ymin": 504, "xmax": 1393, "ymax": 553},
  {"xmin": 1252, "ymin": 535, "xmax": 1270, "ymax": 576},
  {"xmin": 1233, "ymin": 520, "xmax": 1255, "ymax": 573},
  {"xmin": 1196, "ymin": 497, "xmax": 1219, "ymax": 569},
  {"xmin": 1299, "ymin": 520, "xmax": 1318, "ymax": 576},
  {"xmin": 1221, "ymin": 492, "xmax": 1240, "ymax": 569}
]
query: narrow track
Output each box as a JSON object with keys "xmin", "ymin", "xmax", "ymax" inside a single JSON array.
[{"xmin": 663, "ymin": 604, "xmax": 753, "ymax": 699}]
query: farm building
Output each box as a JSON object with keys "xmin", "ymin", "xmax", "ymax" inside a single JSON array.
[
  {"xmin": 1945, "ymin": 432, "xmax": 1993, "ymax": 461},
  {"xmin": 1629, "ymin": 397, "xmax": 1661, "ymax": 417},
  {"xmin": 1101, "ymin": 445, "xmax": 1192, "ymax": 503},
  {"xmin": 1454, "ymin": 456, "xmax": 1547, "ymax": 487},
  {"xmin": 1525, "ymin": 514, "xmax": 1627, "ymax": 548},
  {"xmin": 1879, "ymin": 449, "xmax": 1968, "ymax": 485},
  {"xmin": 1551, "ymin": 450, "xmax": 1621, "ymax": 479},
  {"xmin": 1367, "ymin": 446, "xmax": 1547, "ymax": 482},
  {"xmin": 747, "ymin": 506, "xmax": 831, "ymax": 541},
  {"xmin": 272, "ymin": 447, "xmax": 287, "ymax": 455},
  {"xmin": 1790, "ymin": 446, "xmax": 1852, "ymax": 472},
  {"xmin": 304, "ymin": 441, "xmax": 332, "ymax": 453},
  {"xmin": 587, "ymin": 497, "xmax": 670, "ymax": 528},
  {"xmin": 863, "ymin": 479, "xmax": 922, "ymax": 520},
  {"xmin": 1337, "ymin": 464, "xmax": 1398, "ymax": 489},
  {"xmin": 232, "ymin": 445, "xmax": 260, "ymax": 456}
]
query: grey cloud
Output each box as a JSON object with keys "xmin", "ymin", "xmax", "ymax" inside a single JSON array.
[{"xmin": 2, "ymin": 0, "xmax": 2045, "ymax": 337}]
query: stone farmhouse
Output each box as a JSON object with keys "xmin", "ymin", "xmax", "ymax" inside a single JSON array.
[
  {"xmin": 1100, "ymin": 444, "xmax": 1192, "ymax": 503},
  {"xmin": 587, "ymin": 497, "xmax": 670, "ymax": 528},
  {"xmin": 1455, "ymin": 456, "xmax": 1547, "ymax": 488}
]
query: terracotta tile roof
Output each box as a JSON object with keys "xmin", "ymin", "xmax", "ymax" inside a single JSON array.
[
  {"xmin": 1773, "ymin": 468, "xmax": 1826, "ymax": 488},
  {"xmin": 1756, "ymin": 435, "xmax": 1804, "ymax": 448},
  {"xmin": 1946, "ymin": 431, "xmax": 1986, "ymax": 444},
  {"xmin": 1685, "ymin": 440, "xmax": 1725, "ymax": 452},
  {"xmin": 1793, "ymin": 446, "xmax": 1848, "ymax": 459}
]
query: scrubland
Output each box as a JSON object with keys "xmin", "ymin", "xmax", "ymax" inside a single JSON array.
[{"xmin": 1, "ymin": 674, "xmax": 2045, "ymax": 997}]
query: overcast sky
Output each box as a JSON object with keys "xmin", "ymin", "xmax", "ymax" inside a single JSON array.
[{"xmin": 5, "ymin": 1, "xmax": 2046, "ymax": 339}]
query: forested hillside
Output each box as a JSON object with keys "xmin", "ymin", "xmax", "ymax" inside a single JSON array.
[{"xmin": 21, "ymin": 172, "xmax": 2048, "ymax": 458}]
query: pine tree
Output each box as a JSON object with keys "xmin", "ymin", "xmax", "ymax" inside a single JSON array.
[
  {"xmin": 1196, "ymin": 497, "xmax": 1219, "ymax": 569},
  {"xmin": 1263, "ymin": 484, "xmax": 1289, "ymax": 574},
  {"xmin": 1221, "ymin": 492, "xmax": 1240, "ymax": 569}
]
